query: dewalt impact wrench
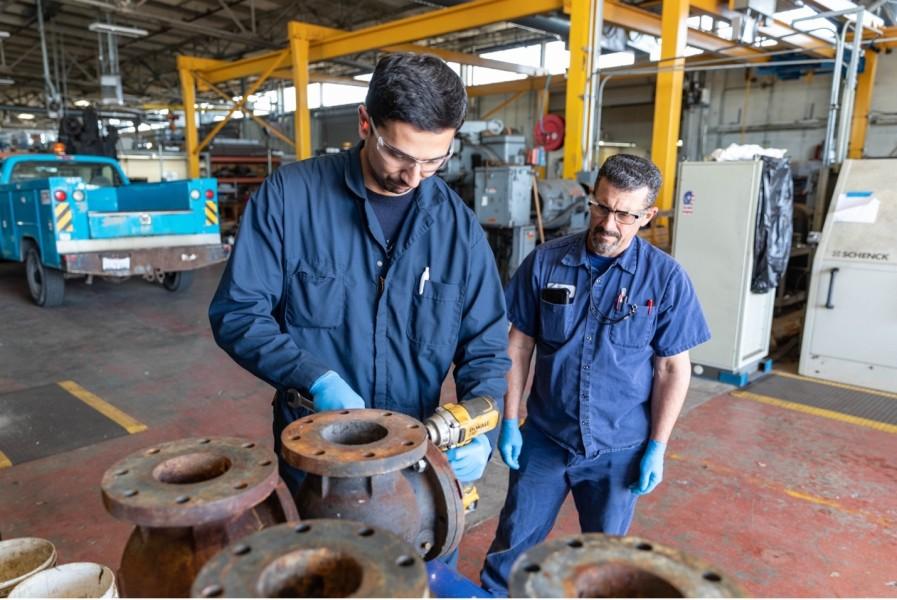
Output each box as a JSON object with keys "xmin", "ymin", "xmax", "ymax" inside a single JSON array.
[{"xmin": 424, "ymin": 396, "xmax": 500, "ymax": 512}]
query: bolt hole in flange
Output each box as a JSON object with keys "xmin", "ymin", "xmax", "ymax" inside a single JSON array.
[
  {"xmin": 258, "ymin": 549, "xmax": 364, "ymax": 598},
  {"xmin": 152, "ymin": 453, "xmax": 232, "ymax": 484},
  {"xmin": 319, "ymin": 421, "xmax": 389, "ymax": 446},
  {"xmin": 571, "ymin": 563, "xmax": 684, "ymax": 598}
]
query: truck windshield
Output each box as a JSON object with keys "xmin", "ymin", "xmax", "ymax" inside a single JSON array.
[{"xmin": 10, "ymin": 161, "xmax": 123, "ymax": 187}]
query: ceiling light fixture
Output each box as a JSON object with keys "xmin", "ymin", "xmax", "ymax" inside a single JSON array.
[
  {"xmin": 0, "ymin": 77, "xmax": 14, "ymax": 85},
  {"xmin": 88, "ymin": 22, "xmax": 148, "ymax": 38},
  {"xmin": 74, "ymin": 99, "xmax": 91, "ymax": 107},
  {"xmin": 17, "ymin": 113, "xmax": 35, "ymax": 120}
]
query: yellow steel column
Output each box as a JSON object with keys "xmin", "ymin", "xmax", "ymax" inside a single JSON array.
[
  {"xmin": 177, "ymin": 57, "xmax": 200, "ymax": 178},
  {"xmin": 650, "ymin": 0, "xmax": 689, "ymax": 214},
  {"xmin": 848, "ymin": 49, "xmax": 878, "ymax": 159},
  {"xmin": 563, "ymin": 0, "xmax": 592, "ymax": 179},
  {"xmin": 289, "ymin": 21, "xmax": 312, "ymax": 160}
]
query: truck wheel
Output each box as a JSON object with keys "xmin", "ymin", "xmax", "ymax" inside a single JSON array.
[
  {"xmin": 162, "ymin": 270, "xmax": 194, "ymax": 293},
  {"xmin": 25, "ymin": 246, "xmax": 65, "ymax": 307}
]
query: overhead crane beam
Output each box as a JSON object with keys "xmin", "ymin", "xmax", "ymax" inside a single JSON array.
[{"xmin": 179, "ymin": 0, "xmax": 774, "ymax": 177}]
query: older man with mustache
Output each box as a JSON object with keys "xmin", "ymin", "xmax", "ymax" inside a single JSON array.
[{"xmin": 480, "ymin": 154, "xmax": 710, "ymax": 596}]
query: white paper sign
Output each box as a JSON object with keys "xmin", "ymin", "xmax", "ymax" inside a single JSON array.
[{"xmin": 834, "ymin": 191, "xmax": 880, "ymax": 224}]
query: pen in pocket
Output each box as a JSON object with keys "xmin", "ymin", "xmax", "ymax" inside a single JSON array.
[{"xmin": 418, "ymin": 266, "xmax": 430, "ymax": 295}]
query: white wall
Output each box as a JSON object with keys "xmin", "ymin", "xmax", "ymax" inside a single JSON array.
[{"xmin": 703, "ymin": 50, "xmax": 897, "ymax": 161}]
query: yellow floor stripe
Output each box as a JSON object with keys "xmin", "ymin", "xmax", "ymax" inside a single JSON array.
[
  {"xmin": 57, "ymin": 380, "xmax": 148, "ymax": 434},
  {"xmin": 731, "ymin": 390, "xmax": 897, "ymax": 435},
  {"xmin": 0, "ymin": 450, "xmax": 11, "ymax": 469},
  {"xmin": 772, "ymin": 369, "xmax": 897, "ymax": 401},
  {"xmin": 784, "ymin": 489, "xmax": 844, "ymax": 510}
]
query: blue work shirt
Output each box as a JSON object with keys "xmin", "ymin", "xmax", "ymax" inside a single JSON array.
[
  {"xmin": 506, "ymin": 232, "xmax": 710, "ymax": 456},
  {"xmin": 209, "ymin": 143, "xmax": 510, "ymax": 424}
]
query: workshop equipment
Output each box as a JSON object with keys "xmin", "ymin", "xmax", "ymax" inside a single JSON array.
[
  {"xmin": 101, "ymin": 437, "xmax": 298, "ymax": 598},
  {"xmin": 508, "ymin": 533, "xmax": 744, "ymax": 598},
  {"xmin": 673, "ymin": 160, "xmax": 785, "ymax": 384},
  {"xmin": 0, "ymin": 538, "xmax": 56, "ymax": 597},
  {"xmin": 424, "ymin": 396, "xmax": 500, "ymax": 512},
  {"xmin": 192, "ymin": 520, "xmax": 428, "ymax": 598},
  {"xmin": 800, "ymin": 159, "xmax": 897, "ymax": 393},
  {"xmin": 281, "ymin": 409, "xmax": 464, "ymax": 561}
]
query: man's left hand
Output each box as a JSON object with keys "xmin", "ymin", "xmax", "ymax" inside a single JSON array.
[
  {"xmin": 446, "ymin": 435, "xmax": 492, "ymax": 483},
  {"xmin": 630, "ymin": 440, "xmax": 666, "ymax": 495}
]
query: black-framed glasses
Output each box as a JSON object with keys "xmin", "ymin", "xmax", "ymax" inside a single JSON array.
[
  {"xmin": 588, "ymin": 199, "xmax": 645, "ymax": 225},
  {"xmin": 370, "ymin": 120, "xmax": 453, "ymax": 175}
]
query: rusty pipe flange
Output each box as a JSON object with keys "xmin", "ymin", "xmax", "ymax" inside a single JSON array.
[
  {"xmin": 101, "ymin": 437, "xmax": 286, "ymax": 528},
  {"xmin": 191, "ymin": 519, "xmax": 429, "ymax": 598},
  {"xmin": 404, "ymin": 443, "xmax": 465, "ymax": 560},
  {"xmin": 281, "ymin": 409, "xmax": 428, "ymax": 477},
  {"xmin": 509, "ymin": 534, "xmax": 744, "ymax": 598}
]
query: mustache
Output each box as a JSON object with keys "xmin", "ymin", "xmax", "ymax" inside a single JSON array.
[{"xmin": 590, "ymin": 226, "xmax": 621, "ymax": 240}]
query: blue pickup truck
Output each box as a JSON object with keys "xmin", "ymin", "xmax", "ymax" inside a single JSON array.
[{"xmin": 0, "ymin": 153, "xmax": 230, "ymax": 306}]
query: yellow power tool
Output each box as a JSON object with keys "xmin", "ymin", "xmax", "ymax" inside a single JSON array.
[{"xmin": 424, "ymin": 396, "xmax": 500, "ymax": 512}]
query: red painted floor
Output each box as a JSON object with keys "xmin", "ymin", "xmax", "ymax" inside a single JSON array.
[
  {"xmin": 458, "ymin": 392, "xmax": 897, "ymax": 597},
  {"xmin": 2, "ymin": 262, "xmax": 896, "ymax": 597}
]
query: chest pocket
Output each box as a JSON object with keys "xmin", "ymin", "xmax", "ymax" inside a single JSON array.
[
  {"xmin": 539, "ymin": 299, "xmax": 574, "ymax": 345},
  {"xmin": 609, "ymin": 306, "xmax": 655, "ymax": 349},
  {"xmin": 285, "ymin": 268, "xmax": 346, "ymax": 328},
  {"xmin": 407, "ymin": 280, "xmax": 462, "ymax": 348}
]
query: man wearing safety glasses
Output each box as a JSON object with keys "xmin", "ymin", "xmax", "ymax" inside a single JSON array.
[
  {"xmin": 210, "ymin": 54, "xmax": 509, "ymax": 509},
  {"xmin": 480, "ymin": 154, "xmax": 710, "ymax": 596}
]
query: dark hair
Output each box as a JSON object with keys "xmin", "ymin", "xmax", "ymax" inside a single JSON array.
[
  {"xmin": 365, "ymin": 53, "xmax": 467, "ymax": 132},
  {"xmin": 596, "ymin": 154, "xmax": 662, "ymax": 206}
]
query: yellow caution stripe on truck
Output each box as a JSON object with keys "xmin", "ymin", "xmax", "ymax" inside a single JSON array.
[
  {"xmin": 54, "ymin": 202, "xmax": 74, "ymax": 232},
  {"xmin": 205, "ymin": 200, "xmax": 219, "ymax": 226}
]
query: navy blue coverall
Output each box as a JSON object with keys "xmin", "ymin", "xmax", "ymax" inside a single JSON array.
[
  {"xmin": 480, "ymin": 232, "xmax": 710, "ymax": 595},
  {"xmin": 209, "ymin": 143, "xmax": 510, "ymax": 492}
]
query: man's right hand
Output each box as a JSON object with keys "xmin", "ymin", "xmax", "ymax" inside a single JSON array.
[
  {"xmin": 498, "ymin": 418, "xmax": 523, "ymax": 470},
  {"xmin": 309, "ymin": 371, "xmax": 366, "ymax": 412}
]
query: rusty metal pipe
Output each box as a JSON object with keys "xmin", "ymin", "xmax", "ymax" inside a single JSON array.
[
  {"xmin": 192, "ymin": 519, "xmax": 429, "ymax": 598},
  {"xmin": 509, "ymin": 534, "xmax": 744, "ymax": 598},
  {"xmin": 101, "ymin": 437, "xmax": 298, "ymax": 598},
  {"xmin": 281, "ymin": 409, "xmax": 464, "ymax": 560}
]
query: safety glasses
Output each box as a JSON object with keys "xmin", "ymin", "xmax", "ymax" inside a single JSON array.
[{"xmin": 370, "ymin": 120, "xmax": 453, "ymax": 175}]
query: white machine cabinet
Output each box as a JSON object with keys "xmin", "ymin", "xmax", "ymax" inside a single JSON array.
[
  {"xmin": 799, "ymin": 159, "xmax": 897, "ymax": 393},
  {"xmin": 672, "ymin": 160, "xmax": 776, "ymax": 376}
]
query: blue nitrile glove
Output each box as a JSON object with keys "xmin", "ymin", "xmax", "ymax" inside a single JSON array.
[
  {"xmin": 630, "ymin": 440, "xmax": 666, "ymax": 495},
  {"xmin": 446, "ymin": 435, "xmax": 492, "ymax": 483},
  {"xmin": 308, "ymin": 371, "xmax": 366, "ymax": 412},
  {"xmin": 498, "ymin": 419, "xmax": 523, "ymax": 470}
]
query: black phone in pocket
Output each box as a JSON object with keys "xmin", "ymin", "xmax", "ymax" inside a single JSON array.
[{"xmin": 541, "ymin": 286, "xmax": 571, "ymax": 305}]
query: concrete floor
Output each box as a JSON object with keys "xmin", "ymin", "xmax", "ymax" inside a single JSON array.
[{"xmin": 1, "ymin": 261, "xmax": 896, "ymax": 596}]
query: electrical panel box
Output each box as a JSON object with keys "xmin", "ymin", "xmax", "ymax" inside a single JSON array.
[
  {"xmin": 510, "ymin": 225, "xmax": 536, "ymax": 276},
  {"xmin": 672, "ymin": 160, "xmax": 775, "ymax": 373},
  {"xmin": 800, "ymin": 159, "xmax": 897, "ymax": 393},
  {"xmin": 481, "ymin": 134, "xmax": 527, "ymax": 165},
  {"xmin": 474, "ymin": 166, "xmax": 533, "ymax": 227}
]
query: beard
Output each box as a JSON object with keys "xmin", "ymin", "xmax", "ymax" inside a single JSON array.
[
  {"xmin": 588, "ymin": 225, "xmax": 622, "ymax": 256},
  {"xmin": 372, "ymin": 170, "xmax": 411, "ymax": 194},
  {"xmin": 362, "ymin": 141, "xmax": 414, "ymax": 194}
]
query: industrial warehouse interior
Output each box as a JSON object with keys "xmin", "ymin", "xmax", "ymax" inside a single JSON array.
[{"xmin": 1, "ymin": 0, "xmax": 896, "ymax": 597}]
